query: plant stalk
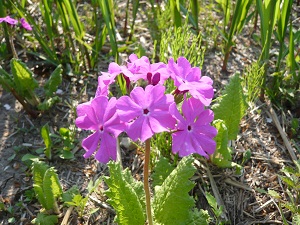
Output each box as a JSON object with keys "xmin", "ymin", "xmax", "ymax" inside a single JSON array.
[{"xmin": 144, "ymin": 139, "xmax": 153, "ymax": 225}]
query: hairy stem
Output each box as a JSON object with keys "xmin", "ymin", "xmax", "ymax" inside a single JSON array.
[{"xmin": 144, "ymin": 139, "xmax": 153, "ymax": 225}]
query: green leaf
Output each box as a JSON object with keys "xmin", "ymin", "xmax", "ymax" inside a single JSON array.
[
  {"xmin": 212, "ymin": 73, "xmax": 247, "ymax": 140},
  {"xmin": 10, "ymin": 58, "xmax": 40, "ymax": 106},
  {"xmin": 43, "ymin": 168, "xmax": 63, "ymax": 210},
  {"xmin": 211, "ymin": 120, "xmax": 233, "ymax": 168},
  {"xmin": 268, "ymin": 189, "xmax": 281, "ymax": 199},
  {"xmin": 190, "ymin": 0, "xmax": 199, "ymax": 32},
  {"xmin": 293, "ymin": 214, "xmax": 300, "ymax": 224},
  {"xmin": 21, "ymin": 153, "xmax": 39, "ymax": 162},
  {"xmin": 152, "ymin": 156, "xmax": 175, "ymax": 187},
  {"xmin": 185, "ymin": 209, "xmax": 210, "ymax": 225},
  {"xmin": 205, "ymin": 192, "xmax": 223, "ymax": 218},
  {"xmin": 256, "ymin": 0, "xmax": 280, "ymax": 61},
  {"xmin": 105, "ymin": 162, "xmax": 145, "ymax": 225},
  {"xmin": 277, "ymin": 0, "xmax": 292, "ymax": 43},
  {"xmin": 87, "ymin": 176, "xmax": 103, "ymax": 194},
  {"xmin": 59, "ymin": 151, "xmax": 74, "ymax": 159},
  {"xmin": 216, "ymin": 0, "xmax": 231, "ymax": 26},
  {"xmin": 62, "ymin": 185, "xmax": 80, "ymax": 204},
  {"xmin": 44, "ymin": 65, "xmax": 62, "ymax": 97},
  {"xmin": 153, "ymin": 156, "xmax": 196, "ymax": 224},
  {"xmin": 99, "ymin": 0, "xmax": 118, "ymax": 59},
  {"xmin": 32, "ymin": 213, "xmax": 58, "ymax": 225},
  {"xmin": 41, "ymin": 124, "xmax": 52, "ymax": 160},
  {"xmin": 0, "ymin": 66, "xmax": 14, "ymax": 91},
  {"xmin": 10, "ymin": 59, "xmax": 38, "ymax": 92},
  {"xmin": 170, "ymin": 0, "xmax": 181, "ymax": 28},
  {"xmin": 279, "ymin": 175, "xmax": 295, "ymax": 187},
  {"xmin": 287, "ymin": 21, "xmax": 296, "ymax": 77},
  {"xmin": 38, "ymin": 96, "xmax": 61, "ymax": 111},
  {"xmin": 32, "ymin": 161, "xmax": 49, "ymax": 209},
  {"xmin": 61, "ymin": 0, "xmax": 84, "ymax": 39}
]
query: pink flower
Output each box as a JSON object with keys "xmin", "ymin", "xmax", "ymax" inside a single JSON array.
[
  {"xmin": 170, "ymin": 98, "xmax": 217, "ymax": 158},
  {"xmin": 168, "ymin": 57, "xmax": 214, "ymax": 106},
  {"xmin": 96, "ymin": 62, "xmax": 133, "ymax": 96},
  {"xmin": 95, "ymin": 75, "xmax": 110, "ymax": 97},
  {"xmin": 0, "ymin": 16, "xmax": 18, "ymax": 25},
  {"xmin": 116, "ymin": 85, "xmax": 176, "ymax": 142},
  {"xmin": 20, "ymin": 18, "xmax": 32, "ymax": 31},
  {"xmin": 126, "ymin": 54, "xmax": 170, "ymax": 85},
  {"xmin": 75, "ymin": 96, "xmax": 125, "ymax": 163}
]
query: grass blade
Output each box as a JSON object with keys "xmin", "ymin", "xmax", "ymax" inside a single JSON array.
[{"xmin": 99, "ymin": 0, "xmax": 119, "ymax": 61}]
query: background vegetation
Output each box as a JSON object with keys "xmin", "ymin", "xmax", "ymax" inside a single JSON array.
[{"xmin": 0, "ymin": 0, "xmax": 299, "ymax": 224}]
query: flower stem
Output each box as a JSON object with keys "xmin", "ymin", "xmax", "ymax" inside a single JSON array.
[{"xmin": 144, "ymin": 139, "xmax": 153, "ymax": 225}]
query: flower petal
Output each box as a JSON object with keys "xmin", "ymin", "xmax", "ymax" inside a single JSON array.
[
  {"xmin": 94, "ymin": 132, "xmax": 117, "ymax": 163},
  {"xmin": 117, "ymin": 96, "xmax": 142, "ymax": 121},
  {"xmin": 82, "ymin": 131, "xmax": 101, "ymax": 158}
]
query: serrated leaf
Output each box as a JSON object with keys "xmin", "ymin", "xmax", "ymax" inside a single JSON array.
[
  {"xmin": 33, "ymin": 213, "xmax": 58, "ymax": 225},
  {"xmin": 10, "ymin": 58, "xmax": 39, "ymax": 106},
  {"xmin": 294, "ymin": 160, "xmax": 300, "ymax": 173},
  {"xmin": 122, "ymin": 167, "xmax": 146, "ymax": 211},
  {"xmin": 32, "ymin": 161, "xmax": 49, "ymax": 208},
  {"xmin": 87, "ymin": 176, "xmax": 103, "ymax": 194},
  {"xmin": 185, "ymin": 209, "xmax": 210, "ymax": 225},
  {"xmin": 292, "ymin": 214, "xmax": 300, "ymax": 224},
  {"xmin": 43, "ymin": 168, "xmax": 62, "ymax": 210},
  {"xmin": 105, "ymin": 162, "xmax": 145, "ymax": 225},
  {"xmin": 153, "ymin": 156, "xmax": 196, "ymax": 224},
  {"xmin": 10, "ymin": 58, "xmax": 38, "ymax": 92},
  {"xmin": 21, "ymin": 153, "xmax": 39, "ymax": 162},
  {"xmin": 62, "ymin": 185, "xmax": 80, "ymax": 204},
  {"xmin": 279, "ymin": 175, "xmax": 295, "ymax": 187},
  {"xmin": 282, "ymin": 202, "xmax": 296, "ymax": 212},
  {"xmin": 212, "ymin": 73, "xmax": 247, "ymax": 140},
  {"xmin": 152, "ymin": 156, "xmax": 175, "ymax": 187},
  {"xmin": 268, "ymin": 190, "xmax": 281, "ymax": 199},
  {"xmin": 44, "ymin": 65, "xmax": 62, "ymax": 97},
  {"xmin": 0, "ymin": 66, "xmax": 14, "ymax": 91},
  {"xmin": 38, "ymin": 96, "xmax": 61, "ymax": 111},
  {"xmin": 211, "ymin": 120, "xmax": 233, "ymax": 168},
  {"xmin": 41, "ymin": 124, "xmax": 52, "ymax": 160},
  {"xmin": 59, "ymin": 150, "xmax": 74, "ymax": 159}
]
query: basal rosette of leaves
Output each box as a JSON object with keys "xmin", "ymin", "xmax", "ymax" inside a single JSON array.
[{"xmin": 75, "ymin": 54, "xmax": 246, "ymax": 224}]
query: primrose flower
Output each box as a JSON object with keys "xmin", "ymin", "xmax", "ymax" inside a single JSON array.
[
  {"xmin": 117, "ymin": 85, "xmax": 176, "ymax": 142},
  {"xmin": 126, "ymin": 54, "xmax": 170, "ymax": 85},
  {"xmin": 75, "ymin": 96, "xmax": 125, "ymax": 163},
  {"xmin": 168, "ymin": 57, "xmax": 214, "ymax": 106},
  {"xmin": 0, "ymin": 16, "xmax": 18, "ymax": 25},
  {"xmin": 170, "ymin": 98, "xmax": 217, "ymax": 158},
  {"xmin": 20, "ymin": 18, "xmax": 32, "ymax": 31}
]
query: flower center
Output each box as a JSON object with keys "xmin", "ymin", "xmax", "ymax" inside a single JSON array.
[
  {"xmin": 187, "ymin": 125, "xmax": 192, "ymax": 131},
  {"xmin": 143, "ymin": 108, "xmax": 150, "ymax": 115},
  {"xmin": 147, "ymin": 72, "xmax": 160, "ymax": 85},
  {"xmin": 99, "ymin": 125, "xmax": 104, "ymax": 132}
]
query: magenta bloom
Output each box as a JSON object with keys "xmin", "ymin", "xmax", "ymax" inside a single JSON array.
[
  {"xmin": 75, "ymin": 96, "xmax": 125, "ymax": 163},
  {"xmin": 168, "ymin": 57, "xmax": 214, "ymax": 106},
  {"xmin": 95, "ymin": 75, "xmax": 110, "ymax": 97},
  {"xmin": 117, "ymin": 85, "xmax": 176, "ymax": 142},
  {"xmin": 170, "ymin": 98, "xmax": 217, "ymax": 158},
  {"xmin": 126, "ymin": 54, "xmax": 170, "ymax": 85},
  {"xmin": 20, "ymin": 18, "xmax": 32, "ymax": 31},
  {"xmin": 96, "ymin": 62, "xmax": 134, "ymax": 96},
  {"xmin": 0, "ymin": 16, "xmax": 18, "ymax": 25}
]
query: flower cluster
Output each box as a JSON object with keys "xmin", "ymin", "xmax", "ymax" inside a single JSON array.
[
  {"xmin": 0, "ymin": 16, "xmax": 32, "ymax": 31},
  {"xmin": 76, "ymin": 54, "xmax": 217, "ymax": 163}
]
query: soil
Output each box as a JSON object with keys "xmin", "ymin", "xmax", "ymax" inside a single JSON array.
[{"xmin": 0, "ymin": 1, "xmax": 300, "ymax": 225}]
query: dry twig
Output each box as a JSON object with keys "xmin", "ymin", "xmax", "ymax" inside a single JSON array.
[{"xmin": 265, "ymin": 103, "xmax": 297, "ymax": 161}]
